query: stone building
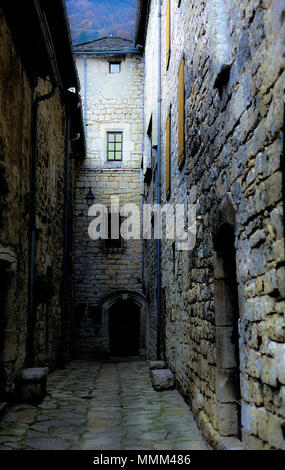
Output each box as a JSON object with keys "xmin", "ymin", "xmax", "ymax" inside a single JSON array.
[
  {"xmin": 73, "ymin": 37, "xmax": 145, "ymax": 359},
  {"xmin": 0, "ymin": 1, "xmax": 85, "ymax": 402},
  {"xmin": 135, "ymin": 0, "xmax": 285, "ymax": 450}
]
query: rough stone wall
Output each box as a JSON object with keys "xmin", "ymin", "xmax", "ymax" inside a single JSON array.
[
  {"xmin": 0, "ymin": 8, "xmax": 31, "ymax": 397},
  {"xmin": 0, "ymin": 8, "xmax": 74, "ymax": 397},
  {"xmin": 31, "ymin": 81, "xmax": 68, "ymax": 368},
  {"xmin": 143, "ymin": 0, "xmax": 285, "ymax": 450},
  {"xmin": 74, "ymin": 53, "xmax": 144, "ymax": 358}
]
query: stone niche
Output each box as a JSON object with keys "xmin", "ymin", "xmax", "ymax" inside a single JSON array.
[{"xmin": 212, "ymin": 197, "xmax": 242, "ymax": 441}]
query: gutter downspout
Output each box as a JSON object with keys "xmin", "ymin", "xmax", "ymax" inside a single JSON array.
[
  {"xmin": 27, "ymin": 83, "xmax": 57, "ymax": 366},
  {"xmin": 156, "ymin": 0, "xmax": 162, "ymax": 360}
]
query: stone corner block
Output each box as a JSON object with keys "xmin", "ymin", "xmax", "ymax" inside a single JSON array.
[
  {"xmin": 149, "ymin": 360, "xmax": 166, "ymax": 370},
  {"xmin": 150, "ymin": 369, "xmax": 175, "ymax": 391}
]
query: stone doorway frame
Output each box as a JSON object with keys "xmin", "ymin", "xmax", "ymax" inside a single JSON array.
[
  {"xmin": 212, "ymin": 194, "xmax": 242, "ymax": 440},
  {"xmin": 99, "ymin": 290, "xmax": 146, "ymax": 357}
]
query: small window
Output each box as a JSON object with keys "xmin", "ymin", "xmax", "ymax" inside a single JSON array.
[
  {"xmin": 102, "ymin": 211, "xmax": 123, "ymax": 253},
  {"xmin": 109, "ymin": 62, "xmax": 120, "ymax": 73},
  {"xmin": 107, "ymin": 132, "xmax": 123, "ymax": 161}
]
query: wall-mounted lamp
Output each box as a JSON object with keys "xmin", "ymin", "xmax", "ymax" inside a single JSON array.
[{"xmin": 86, "ymin": 187, "xmax": 95, "ymax": 207}]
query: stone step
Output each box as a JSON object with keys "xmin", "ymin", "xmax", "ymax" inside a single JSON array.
[
  {"xmin": 218, "ymin": 437, "xmax": 243, "ymax": 450},
  {"xmin": 150, "ymin": 369, "xmax": 175, "ymax": 391}
]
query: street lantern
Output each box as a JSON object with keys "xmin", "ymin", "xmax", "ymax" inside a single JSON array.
[{"xmin": 86, "ymin": 187, "xmax": 95, "ymax": 207}]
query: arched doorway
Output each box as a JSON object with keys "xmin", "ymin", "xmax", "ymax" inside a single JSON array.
[
  {"xmin": 109, "ymin": 300, "xmax": 140, "ymax": 356},
  {"xmin": 99, "ymin": 290, "xmax": 146, "ymax": 358}
]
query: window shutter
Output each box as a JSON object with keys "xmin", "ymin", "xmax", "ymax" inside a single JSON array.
[
  {"xmin": 178, "ymin": 57, "xmax": 185, "ymax": 169},
  {"xmin": 166, "ymin": 0, "xmax": 170, "ymax": 70},
  {"xmin": 166, "ymin": 111, "xmax": 171, "ymax": 200}
]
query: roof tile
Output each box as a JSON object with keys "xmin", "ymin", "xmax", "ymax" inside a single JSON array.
[{"xmin": 74, "ymin": 36, "xmax": 139, "ymax": 53}]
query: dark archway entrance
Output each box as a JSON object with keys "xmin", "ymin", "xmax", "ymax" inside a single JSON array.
[{"xmin": 109, "ymin": 300, "xmax": 140, "ymax": 357}]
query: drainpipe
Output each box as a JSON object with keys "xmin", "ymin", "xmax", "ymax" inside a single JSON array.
[
  {"xmin": 27, "ymin": 83, "xmax": 57, "ymax": 366},
  {"xmin": 83, "ymin": 54, "xmax": 87, "ymax": 138},
  {"xmin": 156, "ymin": 0, "xmax": 162, "ymax": 360},
  {"xmin": 60, "ymin": 101, "xmax": 72, "ymax": 368}
]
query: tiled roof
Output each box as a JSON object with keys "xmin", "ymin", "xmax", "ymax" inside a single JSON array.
[{"xmin": 74, "ymin": 36, "xmax": 139, "ymax": 53}]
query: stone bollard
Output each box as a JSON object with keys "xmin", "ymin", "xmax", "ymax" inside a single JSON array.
[
  {"xmin": 20, "ymin": 368, "xmax": 49, "ymax": 404},
  {"xmin": 149, "ymin": 369, "xmax": 175, "ymax": 391}
]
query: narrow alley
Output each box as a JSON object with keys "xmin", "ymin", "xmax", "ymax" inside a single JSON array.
[
  {"xmin": 0, "ymin": 361, "xmax": 207, "ymax": 451},
  {"xmin": 1, "ymin": 0, "xmax": 285, "ymax": 453}
]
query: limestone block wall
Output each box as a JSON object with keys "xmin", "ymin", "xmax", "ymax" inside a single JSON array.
[
  {"xmin": 0, "ymin": 9, "xmax": 75, "ymax": 397},
  {"xmin": 74, "ymin": 53, "xmax": 144, "ymax": 358},
  {"xmin": 143, "ymin": 0, "xmax": 285, "ymax": 450}
]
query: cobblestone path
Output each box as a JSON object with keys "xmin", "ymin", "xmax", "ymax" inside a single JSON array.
[{"xmin": 0, "ymin": 361, "xmax": 207, "ymax": 450}]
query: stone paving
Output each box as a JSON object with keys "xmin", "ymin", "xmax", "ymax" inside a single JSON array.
[{"xmin": 0, "ymin": 360, "xmax": 208, "ymax": 450}]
